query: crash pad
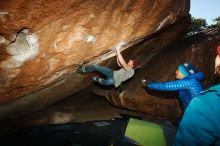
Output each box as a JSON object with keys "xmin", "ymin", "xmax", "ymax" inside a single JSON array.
[{"xmin": 125, "ymin": 118, "xmax": 167, "ymax": 146}]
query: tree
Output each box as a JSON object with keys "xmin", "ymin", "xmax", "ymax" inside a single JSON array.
[
  {"xmin": 187, "ymin": 16, "xmax": 208, "ymax": 36},
  {"xmin": 191, "ymin": 17, "xmax": 207, "ymax": 32},
  {"xmin": 213, "ymin": 16, "xmax": 220, "ymax": 27}
]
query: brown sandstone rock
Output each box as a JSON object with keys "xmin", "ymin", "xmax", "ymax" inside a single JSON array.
[{"xmin": 0, "ymin": 0, "xmax": 190, "ymax": 120}]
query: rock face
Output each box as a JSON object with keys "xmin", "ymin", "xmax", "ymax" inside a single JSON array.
[
  {"xmin": 0, "ymin": 0, "xmax": 190, "ymax": 120},
  {"xmin": 93, "ymin": 28, "xmax": 220, "ymax": 120}
]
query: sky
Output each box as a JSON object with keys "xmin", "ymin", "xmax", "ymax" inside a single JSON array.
[{"xmin": 190, "ymin": 0, "xmax": 220, "ymax": 25}]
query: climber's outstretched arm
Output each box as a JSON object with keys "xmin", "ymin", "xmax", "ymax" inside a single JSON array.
[
  {"xmin": 116, "ymin": 48, "xmax": 129, "ymax": 70},
  {"xmin": 116, "ymin": 56, "xmax": 122, "ymax": 67}
]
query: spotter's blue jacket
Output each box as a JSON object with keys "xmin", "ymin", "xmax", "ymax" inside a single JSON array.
[{"xmin": 147, "ymin": 72, "xmax": 204, "ymax": 109}]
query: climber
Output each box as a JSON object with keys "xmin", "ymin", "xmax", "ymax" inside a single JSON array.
[
  {"xmin": 141, "ymin": 63, "xmax": 204, "ymax": 110},
  {"xmin": 78, "ymin": 47, "xmax": 140, "ymax": 88}
]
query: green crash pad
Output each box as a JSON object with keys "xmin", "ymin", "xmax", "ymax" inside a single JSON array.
[{"xmin": 125, "ymin": 118, "xmax": 166, "ymax": 146}]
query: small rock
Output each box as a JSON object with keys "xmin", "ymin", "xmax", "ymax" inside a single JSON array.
[{"xmin": 49, "ymin": 111, "xmax": 75, "ymax": 124}]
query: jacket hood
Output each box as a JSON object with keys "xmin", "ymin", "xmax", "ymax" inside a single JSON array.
[
  {"xmin": 210, "ymin": 84, "xmax": 220, "ymax": 91},
  {"xmin": 201, "ymin": 84, "xmax": 220, "ymax": 93},
  {"xmin": 186, "ymin": 72, "xmax": 205, "ymax": 81}
]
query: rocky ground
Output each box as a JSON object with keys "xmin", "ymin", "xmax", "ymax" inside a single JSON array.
[{"xmin": 0, "ymin": 85, "xmax": 176, "ymax": 136}]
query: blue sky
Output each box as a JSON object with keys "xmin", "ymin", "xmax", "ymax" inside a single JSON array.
[{"xmin": 190, "ymin": 0, "xmax": 220, "ymax": 25}]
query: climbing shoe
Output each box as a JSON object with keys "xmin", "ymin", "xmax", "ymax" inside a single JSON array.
[
  {"xmin": 92, "ymin": 76, "xmax": 101, "ymax": 83},
  {"xmin": 77, "ymin": 66, "xmax": 87, "ymax": 73}
]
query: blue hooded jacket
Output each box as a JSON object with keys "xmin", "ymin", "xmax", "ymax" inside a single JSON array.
[
  {"xmin": 147, "ymin": 72, "xmax": 204, "ymax": 109},
  {"xmin": 174, "ymin": 84, "xmax": 220, "ymax": 146}
]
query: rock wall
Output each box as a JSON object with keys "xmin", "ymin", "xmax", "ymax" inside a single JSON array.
[{"xmin": 0, "ymin": 0, "xmax": 190, "ymax": 120}]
